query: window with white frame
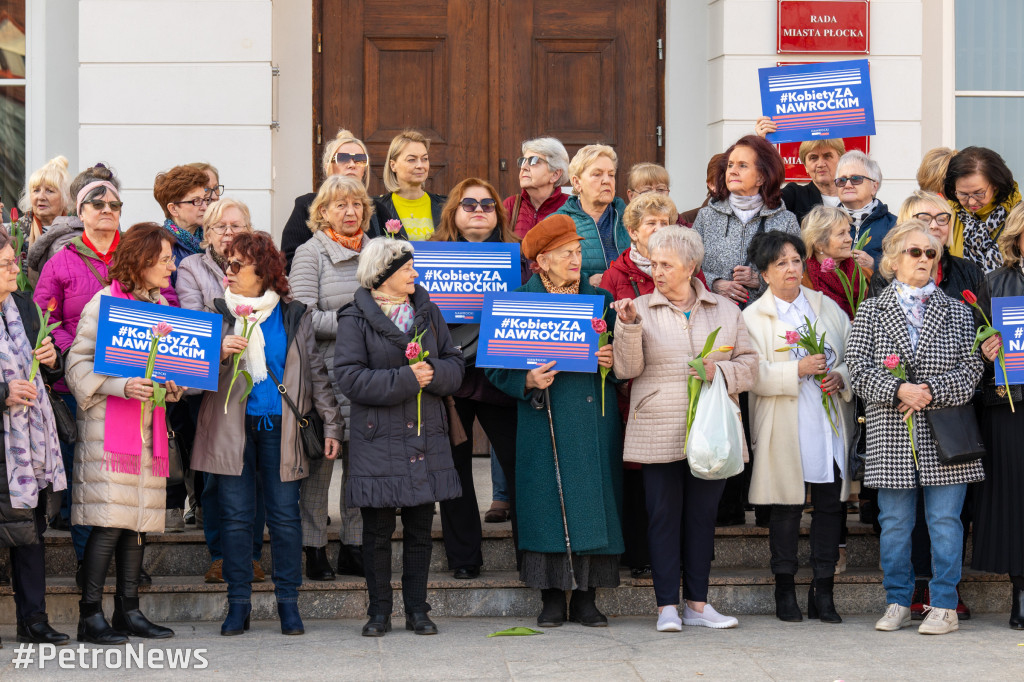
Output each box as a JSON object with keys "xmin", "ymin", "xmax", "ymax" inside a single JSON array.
[
  {"xmin": 0, "ymin": 1, "xmax": 25, "ymax": 219},
  {"xmin": 954, "ymin": 0, "xmax": 1024, "ymax": 178}
]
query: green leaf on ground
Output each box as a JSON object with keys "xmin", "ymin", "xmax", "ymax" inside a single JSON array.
[{"xmin": 487, "ymin": 627, "xmax": 544, "ymax": 637}]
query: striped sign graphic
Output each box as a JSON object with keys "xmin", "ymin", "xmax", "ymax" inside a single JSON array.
[
  {"xmin": 992, "ymin": 297, "xmax": 1024, "ymax": 385},
  {"xmin": 414, "ymin": 241, "xmax": 521, "ymax": 323}
]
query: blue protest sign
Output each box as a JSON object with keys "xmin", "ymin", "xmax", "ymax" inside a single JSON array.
[
  {"xmin": 759, "ymin": 59, "xmax": 875, "ymax": 143},
  {"xmin": 414, "ymin": 241, "xmax": 522, "ymax": 323},
  {"xmin": 475, "ymin": 292, "xmax": 604, "ymax": 373},
  {"xmin": 94, "ymin": 296, "xmax": 223, "ymax": 390},
  {"xmin": 991, "ymin": 296, "xmax": 1024, "ymax": 385}
]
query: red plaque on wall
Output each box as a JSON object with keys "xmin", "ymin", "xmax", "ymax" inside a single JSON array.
[
  {"xmin": 778, "ymin": 137, "xmax": 870, "ymax": 182},
  {"xmin": 777, "ymin": 1, "xmax": 870, "ymax": 54}
]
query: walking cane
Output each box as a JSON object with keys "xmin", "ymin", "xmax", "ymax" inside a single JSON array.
[{"xmin": 543, "ymin": 387, "xmax": 578, "ymax": 591}]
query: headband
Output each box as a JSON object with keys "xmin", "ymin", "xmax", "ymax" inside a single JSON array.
[
  {"xmin": 76, "ymin": 181, "xmax": 119, "ymax": 213},
  {"xmin": 372, "ymin": 250, "xmax": 414, "ymax": 290}
]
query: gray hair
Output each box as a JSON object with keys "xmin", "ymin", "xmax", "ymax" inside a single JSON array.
[
  {"xmin": 836, "ymin": 150, "xmax": 883, "ymax": 188},
  {"xmin": 878, "ymin": 218, "xmax": 942, "ymax": 281},
  {"xmin": 647, "ymin": 225, "xmax": 704, "ymax": 271},
  {"xmin": 357, "ymin": 237, "xmax": 415, "ymax": 289},
  {"xmin": 522, "ymin": 137, "xmax": 570, "ymax": 187}
]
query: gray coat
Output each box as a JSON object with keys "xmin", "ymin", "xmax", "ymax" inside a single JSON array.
[
  {"xmin": 289, "ymin": 231, "xmax": 360, "ymax": 430},
  {"xmin": 334, "ymin": 286, "xmax": 465, "ymax": 508},
  {"xmin": 175, "ymin": 249, "xmax": 224, "ymax": 314},
  {"xmin": 693, "ymin": 198, "xmax": 800, "ymax": 297}
]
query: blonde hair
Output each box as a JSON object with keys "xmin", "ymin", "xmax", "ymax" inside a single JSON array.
[
  {"xmin": 879, "ymin": 219, "xmax": 942, "ymax": 281},
  {"xmin": 200, "ymin": 198, "xmax": 253, "ymax": 248},
  {"xmin": 568, "ymin": 144, "xmax": 617, "ymax": 196},
  {"xmin": 321, "ymin": 128, "xmax": 371, "ymax": 189},
  {"xmin": 627, "ymin": 162, "xmax": 670, "ymax": 192},
  {"xmin": 307, "ymin": 175, "xmax": 374, "ymax": 234},
  {"xmin": 801, "ymin": 205, "xmax": 850, "ymax": 258},
  {"xmin": 622, "ymin": 193, "xmax": 678, "ymax": 234},
  {"xmin": 897, "ymin": 190, "xmax": 953, "ymax": 247},
  {"xmin": 798, "ymin": 139, "xmax": 846, "ymax": 165},
  {"xmin": 997, "ymin": 202, "xmax": 1024, "ymax": 268},
  {"xmin": 383, "ymin": 129, "xmax": 430, "ymax": 193},
  {"xmin": 19, "ymin": 155, "xmax": 71, "ymax": 216},
  {"xmin": 916, "ymin": 147, "xmax": 957, "ymax": 195},
  {"xmin": 186, "ymin": 162, "xmax": 220, "ymax": 183}
]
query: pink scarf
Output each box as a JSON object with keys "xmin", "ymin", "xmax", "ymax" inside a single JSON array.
[{"xmin": 102, "ymin": 280, "xmax": 169, "ymax": 477}]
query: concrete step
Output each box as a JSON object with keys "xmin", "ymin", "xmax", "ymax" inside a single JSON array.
[{"xmin": 0, "ymin": 569, "xmax": 1009, "ymax": 624}]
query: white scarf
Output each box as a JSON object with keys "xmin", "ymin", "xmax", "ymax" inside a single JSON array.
[
  {"xmin": 728, "ymin": 192, "xmax": 764, "ymax": 224},
  {"xmin": 629, "ymin": 246, "xmax": 652, "ymax": 276},
  {"xmin": 223, "ymin": 287, "xmax": 281, "ymax": 383}
]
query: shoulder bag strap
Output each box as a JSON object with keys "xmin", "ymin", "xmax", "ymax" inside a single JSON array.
[
  {"xmin": 266, "ymin": 365, "xmax": 306, "ymax": 423},
  {"xmin": 742, "ymin": 217, "xmax": 768, "ymax": 267},
  {"xmin": 510, "ymin": 193, "xmax": 523, "ymax": 232},
  {"xmin": 75, "ymin": 250, "xmax": 106, "ymax": 286},
  {"xmin": 630, "ymin": 280, "xmax": 642, "ymax": 298}
]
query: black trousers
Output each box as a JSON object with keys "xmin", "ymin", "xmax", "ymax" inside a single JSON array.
[
  {"xmin": 643, "ymin": 460, "xmax": 726, "ymax": 606},
  {"xmin": 718, "ymin": 392, "xmax": 756, "ymax": 521},
  {"xmin": 362, "ymin": 503, "xmax": 433, "ymax": 617},
  {"xmin": 81, "ymin": 526, "xmax": 145, "ymax": 604},
  {"xmin": 9, "ymin": 492, "xmax": 49, "ymax": 625},
  {"xmin": 769, "ymin": 462, "xmax": 843, "ymax": 580},
  {"xmin": 439, "ymin": 398, "xmax": 517, "ymax": 570},
  {"xmin": 621, "ymin": 467, "xmax": 651, "ymax": 569}
]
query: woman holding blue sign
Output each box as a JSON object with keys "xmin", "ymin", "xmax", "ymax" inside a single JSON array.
[
  {"xmin": 431, "ymin": 177, "xmax": 521, "ymax": 580},
  {"xmin": 486, "ymin": 214, "xmax": 622, "ymax": 628}
]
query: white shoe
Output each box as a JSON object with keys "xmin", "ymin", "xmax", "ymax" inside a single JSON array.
[
  {"xmin": 875, "ymin": 603, "xmax": 911, "ymax": 631},
  {"xmin": 682, "ymin": 604, "xmax": 738, "ymax": 629},
  {"xmin": 918, "ymin": 606, "xmax": 958, "ymax": 635},
  {"xmin": 656, "ymin": 606, "xmax": 682, "ymax": 632}
]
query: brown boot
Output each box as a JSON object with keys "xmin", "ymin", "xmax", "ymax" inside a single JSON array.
[
  {"xmin": 251, "ymin": 560, "xmax": 266, "ymax": 583},
  {"xmin": 204, "ymin": 559, "xmax": 224, "ymax": 584}
]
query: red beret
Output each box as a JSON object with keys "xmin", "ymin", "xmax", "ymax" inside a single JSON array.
[{"xmin": 521, "ymin": 214, "xmax": 584, "ymax": 260}]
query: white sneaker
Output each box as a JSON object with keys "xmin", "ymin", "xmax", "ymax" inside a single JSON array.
[
  {"xmin": 918, "ymin": 606, "xmax": 959, "ymax": 635},
  {"xmin": 656, "ymin": 605, "xmax": 682, "ymax": 632},
  {"xmin": 682, "ymin": 604, "xmax": 738, "ymax": 629},
  {"xmin": 875, "ymin": 603, "xmax": 911, "ymax": 631}
]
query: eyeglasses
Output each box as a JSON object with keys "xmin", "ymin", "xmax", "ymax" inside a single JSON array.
[
  {"xmin": 157, "ymin": 256, "xmax": 175, "ymax": 266},
  {"xmin": 0, "ymin": 259, "xmax": 19, "ymax": 271},
  {"xmin": 334, "ymin": 152, "xmax": 368, "ymax": 166},
  {"xmin": 834, "ymin": 175, "xmax": 876, "ymax": 187},
  {"xmin": 208, "ymin": 223, "xmax": 248, "ymax": 234},
  {"xmin": 912, "ymin": 212, "xmax": 952, "ymax": 226},
  {"xmin": 205, "ymin": 185, "xmax": 225, "ymax": 197},
  {"xmin": 901, "ymin": 247, "xmax": 938, "ymax": 260},
  {"xmin": 87, "ymin": 200, "xmax": 123, "ymax": 211},
  {"xmin": 459, "ymin": 198, "xmax": 496, "ymax": 213},
  {"xmin": 517, "ymin": 156, "xmax": 548, "ymax": 168},
  {"xmin": 226, "ymin": 260, "xmax": 251, "ymax": 274},
  {"xmin": 954, "ymin": 188, "xmax": 991, "ymax": 204},
  {"xmin": 633, "ymin": 186, "xmax": 670, "ymax": 195},
  {"xmin": 174, "ymin": 197, "xmax": 215, "ymax": 207}
]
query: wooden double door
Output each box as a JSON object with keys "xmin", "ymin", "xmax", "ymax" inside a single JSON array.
[{"xmin": 315, "ymin": 0, "xmax": 665, "ymax": 199}]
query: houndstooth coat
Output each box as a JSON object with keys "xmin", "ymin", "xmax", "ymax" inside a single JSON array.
[{"xmin": 847, "ymin": 285, "xmax": 984, "ymax": 489}]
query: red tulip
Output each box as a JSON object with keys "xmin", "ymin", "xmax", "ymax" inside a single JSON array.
[
  {"xmin": 46, "ymin": 297, "xmax": 57, "ymax": 312},
  {"xmin": 883, "ymin": 354, "xmax": 901, "ymax": 370},
  {"xmin": 10, "ymin": 207, "xmax": 18, "ymax": 223},
  {"xmin": 962, "ymin": 290, "xmax": 978, "ymax": 306},
  {"xmin": 591, "ymin": 318, "xmax": 608, "ymax": 334},
  {"xmin": 785, "ymin": 330, "xmax": 800, "ymax": 344},
  {"xmin": 821, "ymin": 257, "xmax": 837, "ymax": 274},
  {"xmin": 405, "ymin": 341, "xmax": 422, "ymax": 360}
]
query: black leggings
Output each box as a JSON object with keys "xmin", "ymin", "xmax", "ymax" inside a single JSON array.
[
  {"xmin": 80, "ymin": 526, "xmax": 145, "ymax": 604},
  {"xmin": 769, "ymin": 463, "xmax": 844, "ymax": 580}
]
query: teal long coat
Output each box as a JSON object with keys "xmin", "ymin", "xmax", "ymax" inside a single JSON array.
[
  {"xmin": 555, "ymin": 195, "xmax": 629, "ymax": 283},
  {"xmin": 485, "ymin": 275, "xmax": 624, "ymax": 556}
]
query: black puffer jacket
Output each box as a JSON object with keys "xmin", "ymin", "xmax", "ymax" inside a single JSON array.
[{"xmin": 334, "ymin": 285, "xmax": 465, "ymax": 508}]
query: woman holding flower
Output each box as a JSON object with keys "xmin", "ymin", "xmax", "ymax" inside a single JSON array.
[
  {"xmin": 846, "ymin": 219, "xmax": 984, "ymax": 636},
  {"xmin": 743, "ymin": 230, "xmax": 856, "ymax": 624},
  {"xmin": 801, "ymin": 205, "xmax": 873, "ymax": 319},
  {"xmin": 66, "ymin": 223, "xmax": 184, "ymax": 644},
  {"xmin": 612, "ymin": 226, "xmax": 757, "ymax": 633},
  {"xmin": 333, "ymin": 237, "xmax": 464, "ymax": 637},
  {"xmin": 191, "ymin": 232, "xmax": 342, "ymax": 637}
]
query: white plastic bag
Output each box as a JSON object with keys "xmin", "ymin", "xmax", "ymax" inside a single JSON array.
[{"xmin": 685, "ymin": 371, "xmax": 745, "ymax": 480}]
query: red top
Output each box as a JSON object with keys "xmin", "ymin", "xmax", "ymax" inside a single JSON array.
[
  {"xmin": 502, "ymin": 189, "xmax": 570, "ymax": 239},
  {"xmin": 82, "ymin": 230, "xmax": 120, "ymax": 266}
]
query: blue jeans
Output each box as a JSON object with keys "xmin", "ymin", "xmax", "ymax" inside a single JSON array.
[
  {"xmin": 58, "ymin": 392, "xmax": 91, "ymax": 560},
  {"xmin": 490, "ymin": 447, "xmax": 509, "ymax": 503},
  {"xmin": 216, "ymin": 415, "xmax": 301, "ymax": 604},
  {"xmin": 878, "ymin": 483, "xmax": 968, "ymax": 609},
  {"xmin": 202, "ymin": 472, "xmax": 265, "ymax": 562}
]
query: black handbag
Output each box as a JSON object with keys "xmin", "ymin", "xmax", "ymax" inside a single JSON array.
[
  {"xmin": 46, "ymin": 385, "xmax": 78, "ymax": 443},
  {"xmin": 926, "ymin": 405, "xmax": 986, "ymax": 465},
  {"xmin": 267, "ymin": 367, "xmax": 325, "ymax": 461},
  {"xmin": 165, "ymin": 418, "xmax": 185, "ymax": 487},
  {"xmin": 981, "ymin": 379, "xmax": 1022, "ymax": 407}
]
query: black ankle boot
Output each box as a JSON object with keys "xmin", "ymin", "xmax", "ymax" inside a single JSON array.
[
  {"xmin": 569, "ymin": 588, "xmax": 607, "ymax": 627},
  {"xmin": 112, "ymin": 596, "xmax": 175, "ymax": 639},
  {"xmin": 774, "ymin": 574, "xmax": 802, "ymax": 622},
  {"xmin": 304, "ymin": 546, "xmax": 336, "ymax": 581},
  {"xmin": 1011, "ymin": 585, "xmax": 1024, "ymax": 630},
  {"xmin": 336, "ymin": 544, "xmax": 364, "ymax": 577},
  {"xmin": 537, "ymin": 589, "xmax": 566, "ymax": 627},
  {"xmin": 807, "ymin": 577, "xmax": 842, "ymax": 623},
  {"xmin": 78, "ymin": 600, "xmax": 128, "ymax": 645}
]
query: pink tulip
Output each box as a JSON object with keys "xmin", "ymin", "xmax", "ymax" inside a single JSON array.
[
  {"xmin": 821, "ymin": 257, "xmax": 837, "ymax": 273},
  {"xmin": 222, "ymin": 276, "xmax": 230, "ymax": 288},
  {"xmin": 152, "ymin": 322, "xmax": 173, "ymax": 338},
  {"xmin": 591, "ymin": 318, "xmax": 608, "ymax": 334},
  {"xmin": 248, "ymin": 314, "xmax": 257, "ymax": 324},
  {"xmin": 385, "ymin": 219, "xmax": 403, "ymax": 235},
  {"xmin": 883, "ymin": 354, "xmax": 901, "ymax": 370},
  {"xmin": 234, "ymin": 304, "xmax": 254, "ymax": 317},
  {"xmin": 405, "ymin": 342, "xmax": 422, "ymax": 360},
  {"xmin": 785, "ymin": 330, "xmax": 800, "ymax": 344}
]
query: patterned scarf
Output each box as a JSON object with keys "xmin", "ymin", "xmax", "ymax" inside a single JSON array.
[
  {"xmin": 326, "ymin": 228, "xmax": 364, "ymax": 252},
  {"xmin": 372, "ymin": 290, "xmax": 414, "ymax": 333},
  {"xmin": 209, "ymin": 247, "xmax": 227, "ymax": 270},
  {"xmin": 728, "ymin": 193, "xmax": 764, "ymax": 224},
  {"xmin": 892, "ymin": 278, "xmax": 936, "ymax": 351},
  {"xmin": 629, "ymin": 246, "xmax": 653, "ymax": 276},
  {"xmin": 539, "ymin": 272, "xmax": 581, "ymax": 294},
  {"xmin": 959, "ymin": 201, "xmax": 1009, "ymax": 273},
  {"xmin": 843, "ymin": 199, "xmax": 878, "ymax": 242},
  {"xmin": 162, "ymin": 218, "xmax": 204, "ymax": 257},
  {"xmin": 805, "ymin": 255, "xmax": 861, "ymax": 320},
  {"xmin": 0, "ymin": 296, "xmax": 65, "ymax": 508}
]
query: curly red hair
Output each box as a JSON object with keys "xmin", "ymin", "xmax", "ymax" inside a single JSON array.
[
  {"xmin": 711, "ymin": 135, "xmax": 785, "ymax": 209},
  {"xmin": 108, "ymin": 223, "xmax": 176, "ymax": 292},
  {"xmin": 223, "ymin": 231, "xmax": 290, "ymax": 297}
]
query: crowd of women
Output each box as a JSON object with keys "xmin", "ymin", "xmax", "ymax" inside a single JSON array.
[{"xmin": 1, "ymin": 123, "xmax": 1022, "ymax": 645}]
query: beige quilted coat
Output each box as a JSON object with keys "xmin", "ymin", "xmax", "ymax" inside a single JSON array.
[
  {"xmin": 66, "ymin": 288, "xmax": 168, "ymax": 533},
  {"xmin": 613, "ymin": 280, "xmax": 759, "ymax": 464}
]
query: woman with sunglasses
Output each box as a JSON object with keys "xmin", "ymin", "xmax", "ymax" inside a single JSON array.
[
  {"xmin": 944, "ymin": 146, "xmax": 1022, "ymax": 273},
  {"xmin": 282, "ymin": 129, "xmax": 377, "ymax": 271},
  {"xmin": 154, "ymin": 165, "xmax": 215, "ymax": 286},
  {"xmin": 834, "ymin": 151, "xmax": 895, "ymax": 269},
  {"xmin": 371, "ymin": 129, "xmax": 446, "ymax": 241},
  {"xmin": 430, "ymin": 178, "xmax": 522, "ymax": 580},
  {"xmin": 502, "ymin": 137, "xmax": 570, "ymax": 238},
  {"xmin": 847, "ymin": 219, "xmax": 984, "ymax": 636}
]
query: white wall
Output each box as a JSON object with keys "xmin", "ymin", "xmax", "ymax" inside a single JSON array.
[
  {"xmin": 665, "ymin": 0, "xmax": 710, "ymax": 210},
  {"xmin": 77, "ymin": 0, "xmax": 273, "ymax": 231}
]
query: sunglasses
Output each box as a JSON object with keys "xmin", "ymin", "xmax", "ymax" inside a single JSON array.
[
  {"xmin": 912, "ymin": 212, "xmax": 952, "ymax": 226},
  {"xmin": 459, "ymin": 198, "xmax": 496, "ymax": 213},
  {"xmin": 517, "ymin": 156, "xmax": 547, "ymax": 168},
  {"xmin": 87, "ymin": 199, "xmax": 123, "ymax": 211},
  {"xmin": 334, "ymin": 152, "xmax": 368, "ymax": 165},
  {"xmin": 901, "ymin": 247, "xmax": 938, "ymax": 260},
  {"xmin": 834, "ymin": 175, "xmax": 876, "ymax": 187},
  {"xmin": 226, "ymin": 260, "xmax": 250, "ymax": 274}
]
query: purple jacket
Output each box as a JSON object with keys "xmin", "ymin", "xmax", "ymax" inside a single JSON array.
[{"xmin": 34, "ymin": 239, "xmax": 180, "ymax": 356}]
